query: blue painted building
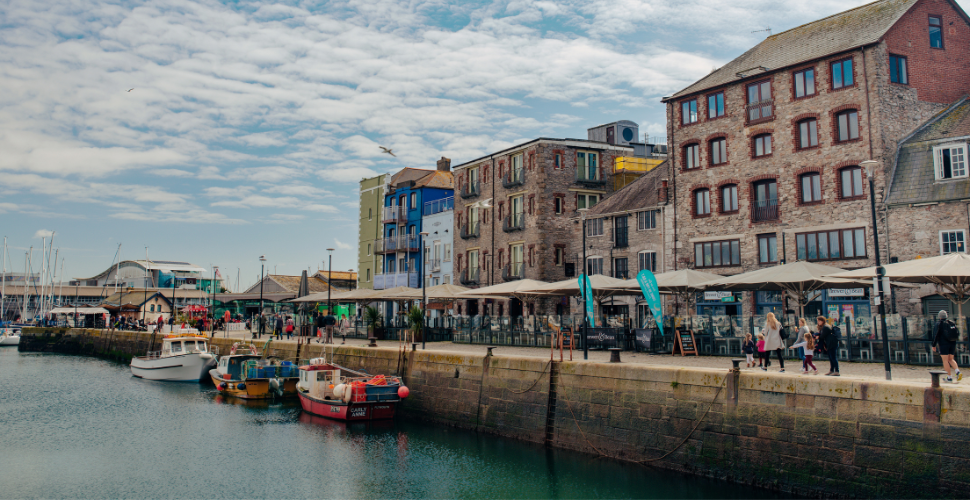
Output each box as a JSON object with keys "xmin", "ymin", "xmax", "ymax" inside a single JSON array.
[{"xmin": 374, "ymin": 159, "xmax": 454, "ymax": 290}]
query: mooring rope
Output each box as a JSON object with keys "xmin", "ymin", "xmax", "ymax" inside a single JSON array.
[{"xmin": 507, "ymin": 360, "xmax": 552, "ymax": 395}]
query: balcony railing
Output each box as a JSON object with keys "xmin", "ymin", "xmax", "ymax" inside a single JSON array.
[
  {"xmin": 746, "ymin": 99, "xmax": 774, "ymax": 125},
  {"xmin": 752, "ymin": 198, "xmax": 779, "ymax": 222},
  {"xmin": 459, "ymin": 267, "xmax": 480, "ymax": 285},
  {"xmin": 502, "ymin": 262, "xmax": 524, "ymax": 281},
  {"xmin": 460, "ymin": 181, "xmax": 481, "ymax": 199},
  {"xmin": 374, "ymin": 272, "xmax": 418, "ymax": 290},
  {"xmin": 429, "ymin": 258, "xmax": 442, "ymax": 272},
  {"xmin": 575, "ymin": 170, "xmax": 606, "ymax": 187},
  {"xmin": 460, "ymin": 221, "xmax": 480, "ymax": 239},
  {"xmin": 383, "ymin": 205, "xmax": 403, "ymax": 223},
  {"xmin": 614, "ymin": 227, "xmax": 629, "ymax": 248},
  {"xmin": 375, "ymin": 238, "xmax": 394, "ymax": 254},
  {"xmin": 400, "ymin": 234, "xmax": 419, "ymax": 252},
  {"xmin": 503, "ymin": 168, "xmax": 525, "ymax": 188},
  {"xmin": 423, "ymin": 196, "xmax": 454, "ymax": 216},
  {"xmin": 502, "ymin": 212, "xmax": 525, "ymax": 233}
]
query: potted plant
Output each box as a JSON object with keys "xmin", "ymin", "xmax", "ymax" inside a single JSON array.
[
  {"xmin": 406, "ymin": 306, "xmax": 424, "ymax": 343},
  {"xmin": 364, "ymin": 306, "xmax": 382, "ymax": 339}
]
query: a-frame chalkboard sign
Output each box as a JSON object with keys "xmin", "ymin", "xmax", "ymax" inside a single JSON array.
[{"xmin": 672, "ymin": 329, "xmax": 698, "ymax": 356}]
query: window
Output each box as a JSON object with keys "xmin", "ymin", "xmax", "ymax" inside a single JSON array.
[
  {"xmin": 683, "ymin": 143, "xmax": 700, "ymax": 170},
  {"xmin": 638, "ymin": 251, "xmax": 657, "ymax": 272},
  {"xmin": 758, "ymin": 234, "xmax": 778, "ymax": 264},
  {"xmin": 577, "ymin": 193, "xmax": 599, "ymax": 210},
  {"xmin": 752, "ymin": 180, "xmax": 778, "ymax": 221},
  {"xmin": 934, "ymin": 143, "xmax": 968, "ymax": 180},
  {"xmin": 587, "ymin": 218, "xmax": 604, "ymax": 236},
  {"xmin": 444, "ymin": 243, "xmax": 451, "ymax": 261},
  {"xmin": 368, "ymin": 208, "xmax": 373, "ymax": 220},
  {"xmin": 840, "ymin": 167, "xmax": 864, "ymax": 199},
  {"xmin": 836, "ymin": 110, "xmax": 859, "ymax": 142},
  {"xmin": 889, "ymin": 55, "xmax": 908, "ymax": 84},
  {"xmin": 443, "ymin": 275, "xmax": 450, "ymax": 285},
  {"xmin": 747, "ymin": 80, "xmax": 772, "ymax": 123},
  {"xmin": 577, "ymin": 151, "xmax": 600, "ymax": 181},
  {"xmin": 710, "ymin": 138, "xmax": 727, "ymax": 165},
  {"xmin": 708, "ymin": 92, "xmax": 725, "ymax": 119},
  {"xmin": 613, "ymin": 258, "xmax": 629, "ymax": 279},
  {"xmin": 510, "ymin": 154, "xmax": 523, "ymax": 182},
  {"xmin": 929, "ymin": 16, "xmax": 943, "ymax": 49},
  {"xmin": 367, "ymin": 243, "xmax": 372, "ymax": 255},
  {"xmin": 554, "ymin": 153, "xmax": 563, "ymax": 169},
  {"xmin": 694, "ymin": 189, "xmax": 711, "ymax": 216},
  {"xmin": 554, "ymin": 196, "xmax": 565, "ymax": 214},
  {"xmin": 408, "ymin": 193, "xmax": 416, "ymax": 210},
  {"xmin": 637, "ymin": 210, "xmax": 659, "ymax": 230},
  {"xmin": 721, "ymin": 184, "xmax": 738, "ymax": 212},
  {"xmin": 753, "ymin": 134, "xmax": 772, "ymax": 157},
  {"xmin": 682, "ymin": 99, "xmax": 698, "ymax": 124},
  {"xmin": 831, "ymin": 58, "xmax": 854, "ymax": 89},
  {"xmin": 511, "ymin": 244, "xmax": 524, "ymax": 274},
  {"xmin": 510, "ymin": 195, "xmax": 524, "ymax": 226},
  {"xmin": 941, "ymin": 230, "xmax": 966, "ymax": 254},
  {"xmin": 798, "ymin": 119, "xmax": 818, "ymax": 149},
  {"xmin": 587, "ymin": 257, "xmax": 604, "ymax": 275},
  {"xmin": 366, "ymin": 269, "xmax": 371, "ymax": 281},
  {"xmin": 555, "ymin": 247, "xmax": 564, "ymax": 266},
  {"xmin": 801, "ymin": 173, "xmax": 822, "ymax": 203},
  {"xmin": 793, "ymin": 69, "xmax": 816, "ymax": 98},
  {"xmin": 796, "ymin": 228, "xmax": 866, "ymax": 260},
  {"xmin": 694, "ymin": 240, "xmax": 741, "ymax": 268}
]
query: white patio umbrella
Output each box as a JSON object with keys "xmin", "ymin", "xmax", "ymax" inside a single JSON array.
[
  {"xmin": 524, "ymin": 274, "xmax": 639, "ymax": 299},
  {"xmin": 828, "ymin": 253, "xmax": 970, "ymax": 307}
]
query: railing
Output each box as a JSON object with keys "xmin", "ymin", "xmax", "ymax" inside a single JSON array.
[
  {"xmin": 575, "ymin": 169, "xmax": 605, "ymax": 186},
  {"xmin": 502, "ymin": 262, "xmax": 524, "ymax": 281},
  {"xmin": 614, "ymin": 226, "xmax": 628, "ymax": 248},
  {"xmin": 374, "ymin": 272, "xmax": 418, "ymax": 289},
  {"xmin": 502, "ymin": 212, "xmax": 524, "ymax": 232},
  {"xmin": 400, "ymin": 234, "xmax": 419, "ymax": 252},
  {"xmin": 746, "ymin": 99, "xmax": 774, "ymax": 125},
  {"xmin": 460, "ymin": 181, "xmax": 480, "ymax": 198},
  {"xmin": 423, "ymin": 196, "xmax": 454, "ymax": 216},
  {"xmin": 383, "ymin": 205, "xmax": 403, "ymax": 223},
  {"xmin": 459, "ymin": 267, "xmax": 480, "ymax": 285},
  {"xmin": 460, "ymin": 221, "xmax": 480, "ymax": 239},
  {"xmin": 503, "ymin": 168, "xmax": 525, "ymax": 188},
  {"xmin": 429, "ymin": 259, "xmax": 442, "ymax": 272},
  {"xmin": 752, "ymin": 198, "xmax": 779, "ymax": 222}
]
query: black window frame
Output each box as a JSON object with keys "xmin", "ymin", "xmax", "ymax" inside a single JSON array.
[
  {"xmin": 613, "ymin": 257, "xmax": 630, "ymax": 279},
  {"xmin": 796, "ymin": 228, "xmax": 867, "ymax": 261},
  {"xmin": 694, "ymin": 239, "xmax": 741, "ymax": 269},
  {"xmin": 929, "ymin": 15, "xmax": 944, "ymax": 49}
]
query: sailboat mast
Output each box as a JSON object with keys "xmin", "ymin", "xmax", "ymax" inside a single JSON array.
[
  {"xmin": 22, "ymin": 250, "xmax": 30, "ymax": 321},
  {"xmin": 114, "ymin": 243, "xmax": 122, "ymax": 294},
  {"xmin": 1, "ymin": 237, "xmax": 6, "ymax": 323},
  {"xmin": 38, "ymin": 238, "xmax": 47, "ymax": 320}
]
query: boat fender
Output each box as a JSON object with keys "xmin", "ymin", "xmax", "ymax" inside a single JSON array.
[
  {"xmin": 398, "ymin": 386, "xmax": 410, "ymax": 399},
  {"xmin": 218, "ymin": 382, "xmax": 227, "ymax": 391},
  {"xmin": 333, "ymin": 384, "xmax": 347, "ymax": 400},
  {"xmin": 270, "ymin": 378, "xmax": 282, "ymax": 397},
  {"xmin": 237, "ymin": 383, "xmax": 246, "ymax": 390}
]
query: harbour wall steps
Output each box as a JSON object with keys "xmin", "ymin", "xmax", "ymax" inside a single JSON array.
[{"xmin": 19, "ymin": 328, "xmax": 970, "ymax": 497}]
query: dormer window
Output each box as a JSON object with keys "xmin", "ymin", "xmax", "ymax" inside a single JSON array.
[{"xmin": 935, "ymin": 143, "xmax": 968, "ymax": 180}]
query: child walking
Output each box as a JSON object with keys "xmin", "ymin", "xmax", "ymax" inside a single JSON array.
[
  {"xmin": 742, "ymin": 333, "xmax": 756, "ymax": 368},
  {"xmin": 757, "ymin": 333, "xmax": 769, "ymax": 369},
  {"xmin": 789, "ymin": 332, "xmax": 818, "ymax": 374}
]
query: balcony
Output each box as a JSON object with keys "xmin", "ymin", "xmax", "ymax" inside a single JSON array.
[
  {"xmin": 429, "ymin": 258, "xmax": 442, "ymax": 272},
  {"xmin": 502, "ymin": 212, "xmax": 524, "ymax": 233},
  {"xmin": 400, "ymin": 234, "xmax": 420, "ymax": 253},
  {"xmin": 746, "ymin": 99, "xmax": 774, "ymax": 125},
  {"xmin": 460, "ymin": 181, "xmax": 481, "ymax": 199},
  {"xmin": 383, "ymin": 205, "xmax": 403, "ymax": 224},
  {"xmin": 502, "ymin": 168, "xmax": 525, "ymax": 188},
  {"xmin": 752, "ymin": 198, "xmax": 779, "ymax": 222},
  {"xmin": 575, "ymin": 170, "xmax": 606, "ymax": 187},
  {"xmin": 374, "ymin": 272, "xmax": 418, "ymax": 290},
  {"xmin": 459, "ymin": 267, "xmax": 480, "ymax": 286},
  {"xmin": 501, "ymin": 262, "xmax": 524, "ymax": 281},
  {"xmin": 614, "ymin": 227, "xmax": 628, "ymax": 249},
  {"xmin": 375, "ymin": 238, "xmax": 395, "ymax": 254},
  {"xmin": 423, "ymin": 196, "xmax": 454, "ymax": 216},
  {"xmin": 460, "ymin": 221, "xmax": 480, "ymax": 240}
]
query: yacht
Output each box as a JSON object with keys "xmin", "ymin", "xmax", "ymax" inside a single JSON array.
[
  {"xmin": 130, "ymin": 334, "xmax": 216, "ymax": 382},
  {"xmin": 0, "ymin": 327, "xmax": 21, "ymax": 346}
]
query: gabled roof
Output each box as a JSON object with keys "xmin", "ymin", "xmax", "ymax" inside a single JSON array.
[
  {"xmin": 413, "ymin": 170, "xmax": 454, "ymax": 190},
  {"xmin": 101, "ymin": 291, "xmax": 172, "ymax": 308},
  {"xmin": 390, "ymin": 167, "xmax": 435, "ymax": 186},
  {"xmin": 885, "ymin": 97, "xmax": 970, "ymax": 206},
  {"xmin": 668, "ymin": 0, "xmax": 919, "ymax": 100},
  {"xmin": 588, "ymin": 161, "xmax": 669, "ymax": 216},
  {"xmin": 312, "ymin": 270, "xmax": 358, "ymax": 282}
]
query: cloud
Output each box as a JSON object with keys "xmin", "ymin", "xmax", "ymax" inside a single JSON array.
[
  {"xmin": 334, "ymin": 238, "xmax": 351, "ymax": 250},
  {"xmin": 34, "ymin": 229, "xmax": 54, "ymax": 239}
]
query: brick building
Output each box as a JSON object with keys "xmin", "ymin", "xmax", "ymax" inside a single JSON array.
[
  {"xmin": 452, "ymin": 136, "xmax": 635, "ymax": 316},
  {"xmin": 663, "ymin": 0, "xmax": 970, "ymax": 318}
]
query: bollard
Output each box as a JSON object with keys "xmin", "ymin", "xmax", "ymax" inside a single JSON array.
[
  {"xmin": 926, "ymin": 370, "xmax": 948, "ymax": 423},
  {"xmin": 486, "ymin": 346, "xmax": 497, "ymax": 357},
  {"xmin": 412, "ymin": 342, "xmax": 418, "ymax": 352},
  {"xmin": 731, "ymin": 358, "xmax": 744, "ymax": 370},
  {"xmin": 609, "ymin": 348, "xmax": 622, "ymax": 363},
  {"xmin": 930, "ymin": 370, "xmax": 947, "ymax": 388},
  {"xmin": 727, "ymin": 358, "xmax": 745, "ymax": 409},
  {"xmin": 368, "ymin": 337, "xmax": 378, "ymax": 347}
]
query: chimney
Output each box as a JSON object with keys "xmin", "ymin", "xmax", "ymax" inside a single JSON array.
[
  {"xmin": 437, "ymin": 157, "xmax": 452, "ymax": 172},
  {"xmin": 659, "ymin": 179, "xmax": 669, "ymax": 204}
]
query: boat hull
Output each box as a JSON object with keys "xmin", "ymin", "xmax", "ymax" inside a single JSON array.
[
  {"xmin": 0, "ymin": 335, "xmax": 20, "ymax": 346},
  {"xmin": 131, "ymin": 353, "xmax": 216, "ymax": 382},
  {"xmin": 209, "ymin": 369, "xmax": 298, "ymax": 400},
  {"xmin": 298, "ymin": 391, "xmax": 398, "ymax": 421}
]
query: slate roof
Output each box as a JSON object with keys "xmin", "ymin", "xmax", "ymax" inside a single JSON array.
[
  {"xmin": 102, "ymin": 291, "xmax": 172, "ymax": 308},
  {"xmin": 588, "ymin": 161, "xmax": 669, "ymax": 216},
  {"xmin": 668, "ymin": 0, "xmax": 919, "ymax": 100},
  {"xmin": 390, "ymin": 167, "xmax": 435, "ymax": 186},
  {"xmin": 885, "ymin": 97, "xmax": 970, "ymax": 206}
]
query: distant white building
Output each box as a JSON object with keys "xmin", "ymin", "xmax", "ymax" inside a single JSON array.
[
  {"xmin": 71, "ymin": 260, "xmax": 221, "ymax": 293},
  {"xmin": 422, "ymin": 196, "xmax": 454, "ymax": 287}
]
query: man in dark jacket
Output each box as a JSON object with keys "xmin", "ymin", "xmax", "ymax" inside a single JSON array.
[
  {"xmin": 816, "ymin": 316, "xmax": 839, "ymax": 376},
  {"xmin": 324, "ymin": 312, "xmax": 337, "ymax": 344},
  {"xmin": 256, "ymin": 314, "xmax": 266, "ymax": 339},
  {"xmin": 275, "ymin": 314, "xmax": 284, "ymax": 340},
  {"xmin": 932, "ymin": 310, "xmax": 962, "ymax": 383}
]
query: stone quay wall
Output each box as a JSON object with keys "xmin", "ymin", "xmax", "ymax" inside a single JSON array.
[{"xmin": 18, "ymin": 328, "xmax": 970, "ymax": 497}]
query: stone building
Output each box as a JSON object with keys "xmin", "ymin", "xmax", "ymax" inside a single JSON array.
[
  {"xmin": 579, "ymin": 161, "xmax": 672, "ymax": 326},
  {"xmin": 452, "ymin": 136, "xmax": 635, "ymax": 316},
  {"xmin": 885, "ymin": 97, "xmax": 970, "ymax": 315},
  {"xmin": 662, "ymin": 0, "xmax": 970, "ymax": 318}
]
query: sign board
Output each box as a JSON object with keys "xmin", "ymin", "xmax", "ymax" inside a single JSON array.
[
  {"xmin": 586, "ymin": 328, "xmax": 618, "ymax": 349},
  {"xmin": 720, "ymin": 296, "xmax": 736, "ymax": 303},
  {"xmin": 560, "ymin": 327, "xmax": 572, "ymax": 348},
  {"xmin": 671, "ymin": 329, "xmax": 698, "ymax": 356},
  {"xmin": 828, "ymin": 288, "xmax": 865, "ymax": 297},
  {"xmin": 633, "ymin": 328, "xmax": 655, "ymax": 352},
  {"xmin": 704, "ymin": 291, "xmax": 733, "ymax": 301},
  {"xmin": 635, "ymin": 270, "xmax": 664, "ymax": 333}
]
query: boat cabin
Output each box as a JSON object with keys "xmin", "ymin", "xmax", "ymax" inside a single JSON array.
[
  {"xmin": 217, "ymin": 355, "xmax": 261, "ymax": 381},
  {"xmin": 300, "ymin": 363, "xmax": 344, "ymax": 400},
  {"xmin": 161, "ymin": 336, "xmax": 208, "ymax": 357}
]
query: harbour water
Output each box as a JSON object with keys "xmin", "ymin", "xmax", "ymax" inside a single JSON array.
[{"xmin": 0, "ymin": 349, "xmax": 774, "ymax": 499}]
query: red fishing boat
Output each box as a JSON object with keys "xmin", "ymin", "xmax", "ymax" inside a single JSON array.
[{"xmin": 296, "ymin": 359, "xmax": 409, "ymax": 421}]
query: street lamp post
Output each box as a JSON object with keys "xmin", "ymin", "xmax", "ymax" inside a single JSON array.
[
  {"xmin": 258, "ymin": 255, "xmax": 266, "ymax": 339},
  {"xmin": 579, "ymin": 207, "xmax": 590, "ymax": 361},
  {"xmin": 863, "ymin": 161, "xmax": 892, "ymax": 381},
  {"xmin": 210, "ymin": 266, "xmax": 218, "ymax": 335},
  {"xmin": 327, "ymin": 249, "xmax": 335, "ymax": 342},
  {"xmin": 420, "ymin": 231, "xmax": 429, "ymax": 350}
]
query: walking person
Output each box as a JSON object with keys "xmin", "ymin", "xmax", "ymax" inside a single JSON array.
[
  {"xmin": 338, "ymin": 314, "xmax": 350, "ymax": 340},
  {"xmin": 789, "ymin": 332, "xmax": 818, "ymax": 375},
  {"xmin": 742, "ymin": 333, "xmax": 756, "ymax": 368},
  {"xmin": 757, "ymin": 333, "xmax": 768, "ymax": 369},
  {"xmin": 285, "ymin": 316, "xmax": 294, "ymax": 340},
  {"xmin": 762, "ymin": 312, "xmax": 785, "ymax": 372},
  {"xmin": 932, "ymin": 310, "xmax": 962, "ymax": 383},
  {"xmin": 257, "ymin": 313, "xmax": 266, "ymax": 340},
  {"xmin": 324, "ymin": 311, "xmax": 336, "ymax": 344},
  {"xmin": 796, "ymin": 318, "xmax": 811, "ymax": 372},
  {"xmin": 275, "ymin": 314, "xmax": 284, "ymax": 340},
  {"xmin": 817, "ymin": 316, "xmax": 840, "ymax": 376}
]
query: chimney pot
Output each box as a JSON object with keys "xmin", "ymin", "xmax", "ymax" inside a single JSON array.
[{"xmin": 437, "ymin": 157, "xmax": 452, "ymax": 172}]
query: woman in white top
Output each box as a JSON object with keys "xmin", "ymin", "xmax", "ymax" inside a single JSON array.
[{"xmin": 762, "ymin": 312, "xmax": 785, "ymax": 372}]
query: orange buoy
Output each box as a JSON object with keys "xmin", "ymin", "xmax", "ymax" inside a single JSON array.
[{"xmin": 398, "ymin": 386, "xmax": 410, "ymax": 399}]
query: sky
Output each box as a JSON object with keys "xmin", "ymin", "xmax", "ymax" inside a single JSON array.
[{"xmin": 2, "ymin": 0, "xmax": 965, "ymax": 290}]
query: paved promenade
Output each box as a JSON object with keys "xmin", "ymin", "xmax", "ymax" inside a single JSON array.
[{"xmin": 213, "ymin": 328, "xmax": 955, "ymax": 386}]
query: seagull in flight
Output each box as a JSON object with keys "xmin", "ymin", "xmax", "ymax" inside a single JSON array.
[
  {"xmin": 379, "ymin": 146, "xmax": 396, "ymax": 157},
  {"xmin": 127, "ymin": 88, "xmax": 134, "ymax": 92}
]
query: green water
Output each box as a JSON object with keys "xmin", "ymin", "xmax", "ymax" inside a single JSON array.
[{"xmin": 0, "ymin": 349, "xmax": 775, "ymax": 499}]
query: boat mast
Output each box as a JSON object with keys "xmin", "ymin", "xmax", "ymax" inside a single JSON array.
[
  {"xmin": 22, "ymin": 249, "xmax": 30, "ymax": 321},
  {"xmin": 38, "ymin": 237, "xmax": 47, "ymax": 320},
  {"xmin": 48, "ymin": 248, "xmax": 59, "ymax": 314},
  {"xmin": 114, "ymin": 243, "xmax": 122, "ymax": 294},
  {"xmin": 1, "ymin": 237, "xmax": 6, "ymax": 323},
  {"xmin": 57, "ymin": 258, "xmax": 64, "ymax": 311}
]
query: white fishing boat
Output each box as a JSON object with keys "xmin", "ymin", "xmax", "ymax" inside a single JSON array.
[
  {"xmin": 130, "ymin": 334, "xmax": 216, "ymax": 382},
  {"xmin": 0, "ymin": 327, "xmax": 20, "ymax": 346}
]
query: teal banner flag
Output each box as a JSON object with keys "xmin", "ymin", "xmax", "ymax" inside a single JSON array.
[
  {"xmin": 636, "ymin": 270, "xmax": 664, "ymax": 332},
  {"xmin": 578, "ymin": 273, "xmax": 596, "ymax": 327}
]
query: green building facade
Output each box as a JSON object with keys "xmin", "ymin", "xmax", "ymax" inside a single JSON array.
[{"xmin": 357, "ymin": 173, "xmax": 387, "ymax": 289}]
